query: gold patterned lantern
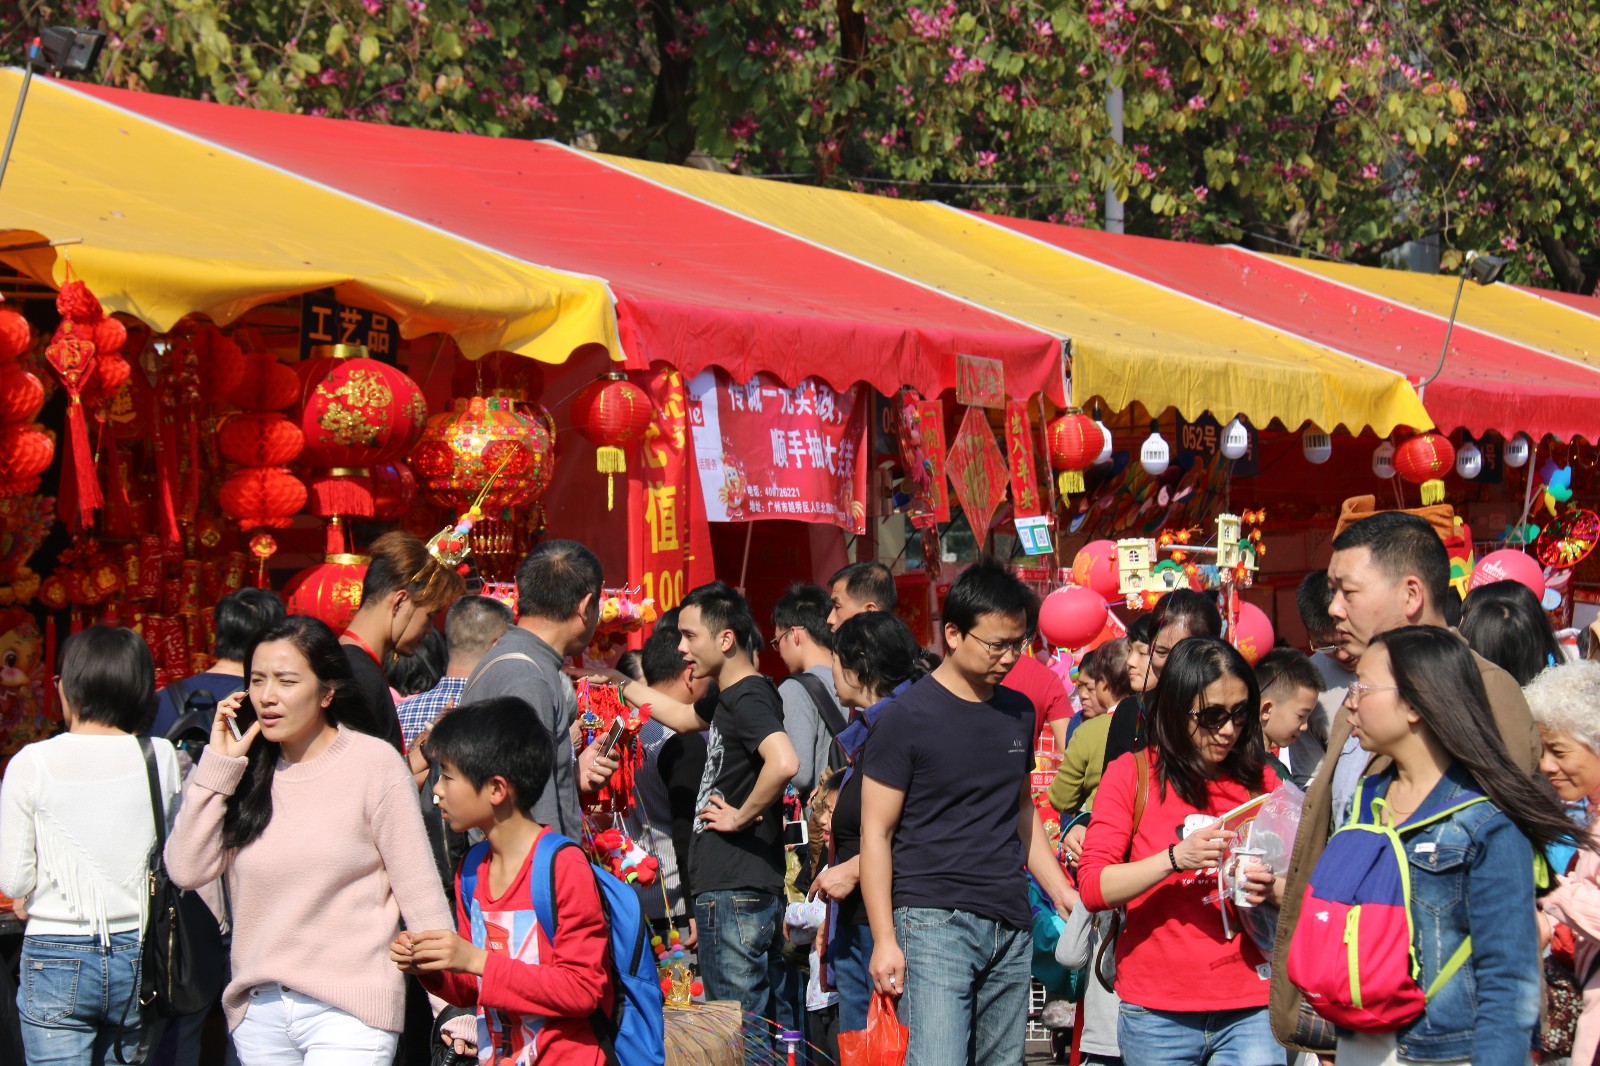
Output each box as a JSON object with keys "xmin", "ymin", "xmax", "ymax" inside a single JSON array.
[
  {"xmin": 294, "ymin": 344, "xmax": 428, "ymax": 518},
  {"xmin": 283, "ymin": 552, "xmax": 369, "ymax": 631},
  {"xmin": 409, "ymin": 395, "xmax": 555, "ymax": 513}
]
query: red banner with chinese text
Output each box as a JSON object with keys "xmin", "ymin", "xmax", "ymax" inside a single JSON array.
[
  {"xmin": 913, "ymin": 399, "xmax": 951, "ymax": 524},
  {"xmin": 631, "ymin": 366, "xmax": 706, "ymax": 616},
  {"xmin": 1004, "ymin": 400, "xmax": 1042, "ymax": 518},
  {"xmin": 686, "ymin": 370, "xmax": 868, "ymax": 534}
]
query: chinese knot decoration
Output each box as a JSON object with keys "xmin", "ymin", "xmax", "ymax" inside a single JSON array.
[
  {"xmin": 45, "ymin": 279, "xmax": 116, "ymax": 527},
  {"xmin": 1047, "ymin": 411, "xmax": 1100, "ymax": 498},
  {"xmin": 574, "ymin": 677, "xmax": 651, "ymax": 812},
  {"xmin": 1394, "ymin": 432, "xmax": 1456, "ymax": 506},
  {"xmin": 570, "ymin": 373, "xmax": 654, "ymax": 511},
  {"xmin": 294, "ymin": 344, "xmax": 427, "ymax": 518}
]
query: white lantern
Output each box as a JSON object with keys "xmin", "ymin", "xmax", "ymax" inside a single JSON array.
[
  {"xmin": 1456, "ymin": 441, "xmax": 1483, "ymax": 480},
  {"xmin": 1505, "ymin": 432, "xmax": 1531, "ymax": 468},
  {"xmin": 1302, "ymin": 430, "xmax": 1333, "ymax": 465},
  {"xmin": 1141, "ymin": 426, "xmax": 1170, "ymax": 476},
  {"xmin": 1373, "ymin": 440, "xmax": 1397, "ymax": 479},
  {"xmin": 1094, "ymin": 420, "xmax": 1113, "ymax": 465},
  {"xmin": 1221, "ymin": 417, "xmax": 1250, "ymax": 460}
]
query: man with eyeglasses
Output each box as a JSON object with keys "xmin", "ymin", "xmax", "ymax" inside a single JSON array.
[
  {"xmin": 1269, "ymin": 508, "xmax": 1541, "ymax": 1062},
  {"xmin": 771, "ymin": 584, "xmax": 849, "ymax": 800},
  {"xmin": 858, "ymin": 558, "xmax": 1078, "ymax": 1066}
]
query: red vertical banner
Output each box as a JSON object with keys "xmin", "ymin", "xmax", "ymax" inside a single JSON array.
[
  {"xmin": 916, "ymin": 399, "xmax": 951, "ymax": 523},
  {"xmin": 1004, "ymin": 400, "xmax": 1042, "ymax": 518},
  {"xmin": 634, "ymin": 366, "xmax": 698, "ymax": 617}
]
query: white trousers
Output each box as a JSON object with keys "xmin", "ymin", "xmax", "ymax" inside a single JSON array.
[{"xmin": 231, "ymin": 984, "xmax": 399, "ymax": 1066}]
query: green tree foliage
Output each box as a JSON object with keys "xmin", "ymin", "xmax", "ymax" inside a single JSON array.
[{"xmin": 4, "ymin": 0, "xmax": 1595, "ymax": 292}]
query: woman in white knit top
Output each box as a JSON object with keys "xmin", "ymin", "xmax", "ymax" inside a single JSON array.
[
  {"xmin": 0, "ymin": 626, "xmax": 181, "ymax": 1065},
  {"xmin": 166, "ymin": 615, "xmax": 451, "ymax": 1064}
]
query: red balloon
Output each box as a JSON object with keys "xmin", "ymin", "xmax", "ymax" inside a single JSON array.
[
  {"xmin": 1039, "ymin": 586, "xmax": 1108, "ymax": 650},
  {"xmin": 1071, "ymin": 539, "xmax": 1121, "ymax": 600},
  {"xmin": 1231, "ymin": 601, "xmax": 1275, "ymax": 666},
  {"xmin": 1470, "ymin": 549, "xmax": 1545, "ymax": 596}
]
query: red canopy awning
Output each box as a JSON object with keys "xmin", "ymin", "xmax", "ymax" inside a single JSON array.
[
  {"xmin": 976, "ymin": 214, "xmax": 1600, "ymax": 442},
  {"xmin": 69, "ymin": 83, "xmax": 1061, "ymax": 402}
]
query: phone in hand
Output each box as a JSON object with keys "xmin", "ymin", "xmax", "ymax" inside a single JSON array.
[
  {"xmin": 594, "ymin": 718, "xmax": 626, "ymax": 760},
  {"xmin": 227, "ymin": 693, "xmax": 257, "ymax": 742}
]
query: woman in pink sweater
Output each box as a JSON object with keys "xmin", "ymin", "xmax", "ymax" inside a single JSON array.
[
  {"xmin": 167, "ymin": 616, "xmax": 452, "ymax": 1064},
  {"xmin": 1077, "ymin": 637, "xmax": 1283, "ymax": 1066}
]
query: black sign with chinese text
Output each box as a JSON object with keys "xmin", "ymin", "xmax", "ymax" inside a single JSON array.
[{"xmin": 299, "ymin": 290, "xmax": 401, "ymax": 363}]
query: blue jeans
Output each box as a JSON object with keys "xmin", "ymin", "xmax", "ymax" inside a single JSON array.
[
  {"xmin": 894, "ymin": 906, "xmax": 1032, "ymax": 1066},
  {"xmin": 18, "ymin": 931, "xmax": 145, "ymax": 1065},
  {"xmin": 833, "ymin": 920, "xmax": 875, "ymax": 1033},
  {"xmin": 694, "ymin": 889, "xmax": 793, "ymax": 1059},
  {"xmin": 1116, "ymin": 1002, "xmax": 1283, "ymax": 1066}
]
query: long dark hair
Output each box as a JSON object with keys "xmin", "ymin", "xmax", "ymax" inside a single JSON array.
[
  {"xmin": 1373, "ymin": 626, "xmax": 1580, "ymax": 852},
  {"xmin": 1147, "ymin": 637, "xmax": 1268, "ymax": 809},
  {"xmin": 832, "ymin": 612, "xmax": 928, "ymax": 702},
  {"xmin": 222, "ymin": 616, "xmax": 361, "ymax": 850},
  {"xmin": 1459, "ymin": 580, "xmax": 1565, "ymax": 687}
]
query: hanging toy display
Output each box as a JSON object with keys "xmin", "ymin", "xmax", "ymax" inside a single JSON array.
[
  {"xmin": 589, "ymin": 827, "xmax": 659, "ymax": 886},
  {"xmin": 586, "ymin": 586, "xmax": 661, "ymax": 661}
]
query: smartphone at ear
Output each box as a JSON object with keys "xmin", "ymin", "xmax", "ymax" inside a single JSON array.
[{"xmin": 227, "ymin": 693, "xmax": 257, "ymax": 741}]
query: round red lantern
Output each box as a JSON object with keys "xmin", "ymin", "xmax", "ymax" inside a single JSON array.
[
  {"xmin": 370, "ymin": 461, "xmax": 418, "ymax": 522},
  {"xmin": 284, "ymin": 554, "xmax": 369, "ymax": 631},
  {"xmin": 1394, "ymin": 432, "xmax": 1456, "ymax": 506},
  {"xmin": 195, "ymin": 327, "xmax": 246, "ymax": 403},
  {"xmin": 92, "ymin": 316, "xmax": 127, "ymax": 357},
  {"xmin": 0, "ymin": 424, "xmax": 54, "ymax": 495},
  {"xmin": 0, "ymin": 308, "xmax": 31, "ymax": 362},
  {"xmin": 88, "ymin": 352, "xmax": 131, "ymax": 402},
  {"xmin": 219, "ymin": 413, "xmax": 306, "ymax": 468},
  {"xmin": 296, "ymin": 344, "xmax": 427, "ymax": 518},
  {"xmin": 229, "ymin": 353, "xmax": 301, "ymax": 412},
  {"xmin": 570, "ymin": 373, "xmax": 653, "ymax": 509},
  {"xmin": 0, "ymin": 367, "xmax": 45, "ymax": 424},
  {"xmin": 1047, "ymin": 412, "xmax": 1100, "ymax": 496},
  {"xmin": 410, "ymin": 395, "xmax": 555, "ymax": 512},
  {"xmin": 219, "ymin": 466, "xmax": 308, "ymax": 529}
]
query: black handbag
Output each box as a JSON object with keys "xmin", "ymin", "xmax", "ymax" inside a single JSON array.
[{"xmin": 117, "ymin": 737, "xmax": 228, "ymax": 1064}]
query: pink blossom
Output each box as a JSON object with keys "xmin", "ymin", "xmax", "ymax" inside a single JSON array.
[
  {"xmin": 976, "ymin": 150, "xmax": 998, "ymax": 168},
  {"xmin": 729, "ymin": 114, "xmax": 760, "ymax": 141},
  {"xmin": 1193, "ymin": 185, "xmax": 1209, "ymax": 202},
  {"xmin": 1186, "ymin": 94, "xmax": 1207, "ymax": 110},
  {"xmin": 1360, "ymin": 163, "xmax": 1380, "ymax": 179},
  {"xmin": 362, "ymin": 0, "xmax": 382, "ymax": 13},
  {"xmin": 1033, "ymin": 19, "xmax": 1054, "ymax": 37},
  {"xmin": 406, "ymin": 0, "xmax": 426, "ymax": 15},
  {"xmin": 1501, "ymin": 236, "xmax": 1519, "ymax": 251},
  {"xmin": 1462, "ymin": 154, "xmax": 1481, "ymax": 168}
]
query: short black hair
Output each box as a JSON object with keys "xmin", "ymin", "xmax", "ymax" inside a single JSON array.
[
  {"xmin": 641, "ymin": 608, "xmax": 687, "ymax": 686},
  {"xmin": 1460, "ymin": 580, "xmax": 1566, "ymax": 686},
  {"xmin": 60, "ymin": 626, "xmax": 156, "ymax": 732},
  {"xmin": 1296, "ymin": 570, "xmax": 1336, "ymax": 639},
  {"xmin": 829, "ymin": 561, "xmax": 897, "ymax": 612},
  {"xmin": 941, "ymin": 556, "xmax": 1040, "ymax": 636},
  {"xmin": 515, "ymin": 539, "xmax": 603, "ymax": 621},
  {"xmin": 213, "ymin": 588, "xmax": 286, "ymax": 662},
  {"xmin": 615, "ymin": 650, "xmax": 645, "ymax": 683},
  {"xmin": 681, "ymin": 581, "xmax": 758, "ymax": 658},
  {"xmin": 386, "ymin": 627, "xmax": 446, "ymax": 696},
  {"xmin": 445, "ymin": 595, "xmax": 513, "ymax": 657},
  {"xmin": 832, "ymin": 612, "xmax": 927, "ymax": 700},
  {"xmin": 774, "ymin": 584, "xmax": 834, "ymax": 650},
  {"xmin": 1152, "ymin": 589, "xmax": 1222, "ymax": 641},
  {"xmin": 425, "ymin": 697, "xmax": 554, "ymax": 817},
  {"xmin": 1331, "ymin": 511, "xmax": 1451, "ymax": 612},
  {"xmin": 1125, "ymin": 613, "xmax": 1156, "ymax": 648},
  {"xmin": 1253, "ymin": 647, "xmax": 1322, "ymax": 702}
]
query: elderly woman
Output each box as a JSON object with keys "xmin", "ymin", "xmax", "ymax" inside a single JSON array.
[{"xmin": 1529, "ymin": 659, "xmax": 1600, "ymax": 1066}]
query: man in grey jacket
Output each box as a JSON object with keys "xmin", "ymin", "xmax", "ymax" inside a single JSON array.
[{"xmin": 772, "ymin": 584, "xmax": 848, "ymax": 800}]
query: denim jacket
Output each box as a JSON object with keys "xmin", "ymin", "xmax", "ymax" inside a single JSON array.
[{"xmin": 1353, "ymin": 763, "xmax": 1541, "ymax": 1062}]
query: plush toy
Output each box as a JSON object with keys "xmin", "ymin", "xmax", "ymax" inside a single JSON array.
[{"xmin": 591, "ymin": 826, "xmax": 660, "ymax": 886}]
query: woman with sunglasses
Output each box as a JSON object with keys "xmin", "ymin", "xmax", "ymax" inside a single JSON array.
[{"xmin": 1077, "ymin": 637, "xmax": 1283, "ymax": 1065}]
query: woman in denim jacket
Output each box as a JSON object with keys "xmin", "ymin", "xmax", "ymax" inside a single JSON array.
[{"xmin": 1335, "ymin": 626, "xmax": 1581, "ymax": 1065}]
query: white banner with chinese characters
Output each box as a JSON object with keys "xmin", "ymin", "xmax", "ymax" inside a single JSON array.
[{"xmin": 686, "ymin": 370, "xmax": 868, "ymax": 534}]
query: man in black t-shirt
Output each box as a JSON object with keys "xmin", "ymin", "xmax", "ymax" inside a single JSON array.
[
  {"xmin": 860, "ymin": 558, "xmax": 1078, "ymax": 1066},
  {"xmin": 608, "ymin": 582, "xmax": 799, "ymax": 1061}
]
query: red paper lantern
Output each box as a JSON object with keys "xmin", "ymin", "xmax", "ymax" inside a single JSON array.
[
  {"xmin": 229, "ymin": 353, "xmax": 301, "ymax": 412},
  {"xmin": 284, "ymin": 554, "xmax": 369, "ymax": 631},
  {"xmin": 218, "ymin": 413, "xmax": 306, "ymax": 467},
  {"xmin": 370, "ymin": 461, "xmax": 418, "ymax": 522},
  {"xmin": 0, "ymin": 367, "xmax": 45, "ymax": 424},
  {"xmin": 0, "ymin": 424, "xmax": 54, "ymax": 495},
  {"xmin": 55, "ymin": 279, "xmax": 102, "ymax": 323},
  {"xmin": 1394, "ymin": 432, "xmax": 1456, "ymax": 506},
  {"xmin": 219, "ymin": 466, "xmax": 307, "ymax": 529},
  {"xmin": 89, "ymin": 352, "xmax": 131, "ymax": 399},
  {"xmin": 92, "ymin": 316, "xmax": 127, "ymax": 357},
  {"xmin": 295, "ymin": 345, "xmax": 427, "ymax": 517},
  {"xmin": 570, "ymin": 373, "xmax": 653, "ymax": 509},
  {"xmin": 1047, "ymin": 413, "xmax": 1100, "ymax": 495},
  {"xmin": 410, "ymin": 395, "xmax": 555, "ymax": 512},
  {"xmin": 193, "ymin": 326, "xmax": 246, "ymax": 403},
  {"xmin": 0, "ymin": 308, "xmax": 31, "ymax": 362}
]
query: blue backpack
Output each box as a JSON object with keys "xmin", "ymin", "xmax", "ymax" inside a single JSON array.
[{"xmin": 459, "ymin": 833, "xmax": 666, "ymax": 1066}]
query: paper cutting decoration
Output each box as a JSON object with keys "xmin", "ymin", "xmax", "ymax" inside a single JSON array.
[{"xmin": 945, "ymin": 406, "xmax": 1009, "ymax": 552}]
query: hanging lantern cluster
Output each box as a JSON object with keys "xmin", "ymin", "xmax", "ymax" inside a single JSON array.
[
  {"xmin": 1046, "ymin": 411, "xmax": 1099, "ymax": 497},
  {"xmin": 219, "ymin": 353, "xmax": 307, "ymax": 540},
  {"xmin": 570, "ymin": 373, "xmax": 653, "ymax": 510},
  {"xmin": 294, "ymin": 344, "xmax": 427, "ymax": 519},
  {"xmin": 1394, "ymin": 432, "xmax": 1456, "ymax": 505},
  {"xmin": 0, "ymin": 309, "xmax": 51, "ymax": 498}
]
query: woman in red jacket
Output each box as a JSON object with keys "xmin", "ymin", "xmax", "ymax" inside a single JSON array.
[{"xmin": 1077, "ymin": 637, "xmax": 1284, "ymax": 1066}]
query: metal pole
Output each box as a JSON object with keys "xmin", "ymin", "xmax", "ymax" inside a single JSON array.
[
  {"xmin": 0, "ymin": 43, "xmax": 40, "ymax": 197},
  {"xmin": 1415, "ymin": 269, "xmax": 1470, "ymax": 396}
]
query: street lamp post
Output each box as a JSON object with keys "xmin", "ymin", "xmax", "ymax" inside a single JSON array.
[{"xmin": 0, "ymin": 27, "xmax": 108, "ymax": 196}]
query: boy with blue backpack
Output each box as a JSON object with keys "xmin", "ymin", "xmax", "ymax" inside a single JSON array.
[{"xmin": 392, "ymin": 696, "xmax": 665, "ymax": 1066}]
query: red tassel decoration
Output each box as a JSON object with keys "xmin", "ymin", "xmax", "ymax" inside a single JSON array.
[
  {"xmin": 45, "ymin": 320, "xmax": 103, "ymax": 529},
  {"xmin": 305, "ymin": 469, "xmax": 375, "ymax": 519}
]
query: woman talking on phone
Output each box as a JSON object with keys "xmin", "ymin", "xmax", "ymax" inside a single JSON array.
[
  {"xmin": 1077, "ymin": 637, "xmax": 1283, "ymax": 1066},
  {"xmin": 166, "ymin": 615, "xmax": 451, "ymax": 1063}
]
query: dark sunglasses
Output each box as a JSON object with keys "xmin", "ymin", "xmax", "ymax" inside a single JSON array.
[{"xmin": 1188, "ymin": 702, "xmax": 1253, "ymax": 732}]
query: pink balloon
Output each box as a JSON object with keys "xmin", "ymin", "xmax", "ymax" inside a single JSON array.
[
  {"xmin": 1039, "ymin": 586, "xmax": 1109, "ymax": 650},
  {"xmin": 1231, "ymin": 601, "xmax": 1275, "ymax": 666},
  {"xmin": 1470, "ymin": 549, "xmax": 1545, "ymax": 596},
  {"xmin": 1072, "ymin": 539, "xmax": 1121, "ymax": 601}
]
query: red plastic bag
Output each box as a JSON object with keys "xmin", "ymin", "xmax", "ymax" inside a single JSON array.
[{"xmin": 837, "ymin": 992, "xmax": 909, "ymax": 1066}]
